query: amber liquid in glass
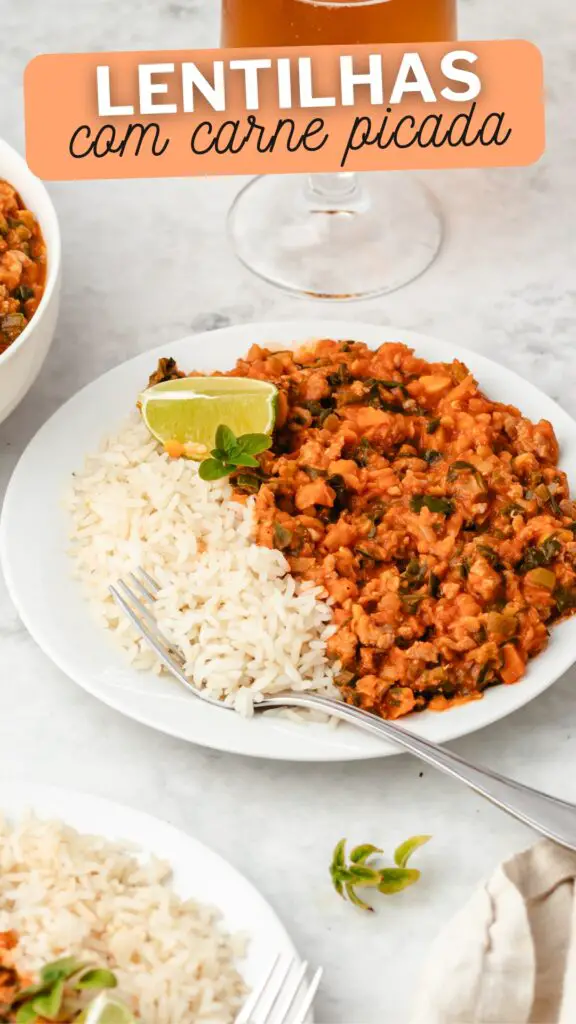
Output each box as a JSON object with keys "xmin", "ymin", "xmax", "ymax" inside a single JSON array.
[{"xmin": 221, "ymin": 0, "xmax": 457, "ymax": 48}]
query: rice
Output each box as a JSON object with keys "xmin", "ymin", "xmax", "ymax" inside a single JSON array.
[
  {"xmin": 0, "ymin": 815, "xmax": 247, "ymax": 1023},
  {"xmin": 66, "ymin": 415, "xmax": 338, "ymax": 714}
]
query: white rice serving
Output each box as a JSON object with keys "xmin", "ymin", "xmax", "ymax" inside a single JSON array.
[
  {"xmin": 0, "ymin": 815, "xmax": 246, "ymax": 1023},
  {"xmin": 66, "ymin": 415, "xmax": 338, "ymax": 714}
]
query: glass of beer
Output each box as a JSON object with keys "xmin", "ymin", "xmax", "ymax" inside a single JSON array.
[{"xmin": 222, "ymin": 0, "xmax": 457, "ymax": 299}]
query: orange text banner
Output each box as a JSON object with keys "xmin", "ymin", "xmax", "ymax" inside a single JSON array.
[{"xmin": 24, "ymin": 40, "xmax": 544, "ymax": 181}]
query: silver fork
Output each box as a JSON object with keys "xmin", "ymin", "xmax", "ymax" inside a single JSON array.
[
  {"xmin": 111, "ymin": 568, "xmax": 576, "ymax": 853},
  {"xmin": 235, "ymin": 956, "xmax": 322, "ymax": 1024}
]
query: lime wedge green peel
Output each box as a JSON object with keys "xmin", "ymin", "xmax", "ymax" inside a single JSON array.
[
  {"xmin": 82, "ymin": 995, "xmax": 136, "ymax": 1024},
  {"xmin": 139, "ymin": 376, "xmax": 278, "ymax": 460}
]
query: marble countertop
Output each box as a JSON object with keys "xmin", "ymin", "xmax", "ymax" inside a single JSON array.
[{"xmin": 1, "ymin": 1, "xmax": 575, "ymax": 1021}]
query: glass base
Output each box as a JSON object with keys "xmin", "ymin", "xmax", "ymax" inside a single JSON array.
[{"xmin": 227, "ymin": 172, "xmax": 443, "ymax": 301}]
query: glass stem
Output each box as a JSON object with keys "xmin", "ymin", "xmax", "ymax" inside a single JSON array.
[{"xmin": 305, "ymin": 172, "xmax": 369, "ymax": 213}]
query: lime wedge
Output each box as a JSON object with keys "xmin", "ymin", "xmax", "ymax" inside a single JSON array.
[
  {"xmin": 82, "ymin": 995, "xmax": 136, "ymax": 1024},
  {"xmin": 140, "ymin": 376, "xmax": 277, "ymax": 460}
]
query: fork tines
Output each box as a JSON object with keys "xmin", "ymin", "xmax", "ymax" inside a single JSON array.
[
  {"xmin": 236, "ymin": 955, "xmax": 322, "ymax": 1024},
  {"xmin": 109, "ymin": 567, "xmax": 187, "ymax": 676}
]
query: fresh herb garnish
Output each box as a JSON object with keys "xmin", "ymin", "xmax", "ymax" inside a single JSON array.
[
  {"xmin": 371, "ymin": 378, "xmax": 409, "ymax": 395},
  {"xmin": 400, "ymin": 559, "xmax": 426, "ymax": 592},
  {"xmin": 516, "ymin": 544, "xmax": 545, "ymax": 577},
  {"xmin": 541, "ymin": 536, "xmax": 562, "ymax": 561},
  {"xmin": 303, "ymin": 398, "xmax": 336, "ymax": 425},
  {"xmin": 447, "ymin": 461, "xmax": 487, "ymax": 491},
  {"xmin": 199, "ymin": 424, "xmax": 272, "ymax": 481},
  {"xmin": 447, "ymin": 460, "xmax": 476, "ymax": 479},
  {"xmin": 234, "ymin": 473, "xmax": 261, "ymax": 494},
  {"xmin": 327, "ymin": 363, "xmax": 352, "ymax": 388},
  {"xmin": 554, "ymin": 586, "xmax": 576, "ymax": 615},
  {"xmin": 410, "ymin": 495, "xmax": 454, "ymax": 516},
  {"xmin": 301, "ymin": 465, "xmax": 327, "ymax": 480},
  {"xmin": 401, "ymin": 593, "xmax": 427, "ymax": 613},
  {"xmin": 327, "ymin": 474, "xmax": 349, "ymax": 520},
  {"xmin": 353, "ymin": 379, "xmax": 410, "ymax": 414},
  {"xmin": 76, "ymin": 968, "xmax": 119, "ymax": 991},
  {"xmin": 500, "ymin": 502, "xmax": 524, "ymax": 519},
  {"xmin": 532, "ymin": 483, "xmax": 563, "ymax": 517},
  {"xmin": 330, "ymin": 835, "xmax": 431, "ymax": 912},
  {"xmin": 476, "ymin": 545, "xmax": 504, "ymax": 570},
  {"xmin": 426, "ymin": 417, "xmax": 441, "ymax": 434},
  {"xmin": 395, "ymin": 447, "xmax": 420, "ymax": 461},
  {"xmin": 549, "ymin": 494, "xmax": 562, "ymax": 516},
  {"xmin": 459, "ymin": 558, "xmax": 471, "ymax": 579},
  {"xmin": 368, "ymin": 395, "xmax": 408, "ymax": 415},
  {"xmin": 273, "ymin": 522, "xmax": 293, "ymax": 550},
  {"xmin": 9, "ymin": 956, "xmax": 118, "ymax": 1023},
  {"xmin": 13, "ymin": 284, "xmax": 34, "ymax": 304},
  {"xmin": 356, "ymin": 544, "xmax": 385, "ymax": 562},
  {"xmin": 366, "ymin": 499, "xmax": 386, "ymax": 525},
  {"xmin": 428, "ymin": 571, "xmax": 441, "ymax": 597},
  {"xmin": 517, "ymin": 536, "xmax": 562, "ymax": 575},
  {"xmin": 477, "ymin": 662, "xmax": 496, "ymax": 688},
  {"xmin": 422, "ymin": 450, "xmax": 442, "ymax": 466},
  {"xmin": 354, "ymin": 436, "xmax": 372, "ymax": 467}
]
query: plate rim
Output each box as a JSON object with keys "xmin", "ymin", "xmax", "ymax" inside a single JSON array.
[{"xmin": 2, "ymin": 318, "xmax": 576, "ymax": 762}]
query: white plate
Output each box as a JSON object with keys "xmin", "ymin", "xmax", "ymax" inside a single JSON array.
[
  {"xmin": 0, "ymin": 781, "xmax": 297, "ymax": 1002},
  {"xmin": 2, "ymin": 320, "xmax": 576, "ymax": 762}
]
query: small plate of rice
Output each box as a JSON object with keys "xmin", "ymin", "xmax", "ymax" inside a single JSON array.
[
  {"xmin": 0, "ymin": 782, "xmax": 299, "ymax": 1023},
  {"xmin": 2, "ymin": 319, "xmax": 576, "ymax": 761}
]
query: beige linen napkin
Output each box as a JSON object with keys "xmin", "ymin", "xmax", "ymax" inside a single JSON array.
[{"xmin": 410, "ymin": 841, "xmax": 576, "ymax": 1024}]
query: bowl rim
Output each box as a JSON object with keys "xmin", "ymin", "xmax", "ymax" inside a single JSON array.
[{"xmin": 0, "ymin": 137, "xmax": 61, "ymax": 368}]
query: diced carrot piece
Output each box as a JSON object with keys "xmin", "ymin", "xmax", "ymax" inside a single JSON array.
[
  {"xmin": 0, "ymin": 930, "xmax": 17, "ymax": 950},
  {"xmin": 405, "ymin": 374, "xmax": 450, "ymax": 393},
  {"xmin": 500, "ymin": 644, "xmax": 526, "ymax": 685},
  {"xmin": 164, "ymin": 439, "xmax": 185, "ymax": 459},
  {"xmin": 385, "ymin": 687, "xmax": 416, "ymax": 719},
  {"xmin": 323, "ymin": 521, "xmax": 356, "ymax": 551},
  {"xmin": 355, "ymin": 407, "xmax": 389, "ymax": 429},
  {"xmin": 295, "ymin": 480, "xmax": 335, "ymax": 510}
]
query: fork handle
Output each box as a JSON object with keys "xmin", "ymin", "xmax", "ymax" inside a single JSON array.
[{"xmin": 259, "ymin": 693, "xmax": 576, "ymax": 852}]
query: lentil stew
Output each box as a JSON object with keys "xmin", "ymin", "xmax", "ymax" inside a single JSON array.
[
  {"xmin": 0, "ymin": 180, "xmax": 47, "ymax": 356},
  {"xmin": 151, "ymin": 338, "xmax": 576, "ymax": 722}
]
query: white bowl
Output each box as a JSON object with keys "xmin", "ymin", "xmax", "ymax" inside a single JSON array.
[{"xmin": 0, "ymin": 139, "xmax": 61, "ymax": 425}]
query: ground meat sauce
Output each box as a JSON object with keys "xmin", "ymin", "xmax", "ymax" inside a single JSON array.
[
  {"xmin": 156, "ymin": 339, "xmax": 576, "ymax": 721},
  {"xmin": 0, "ymin": 932, "xmax": 35, "ymax": 1023},
  {"xmin": 0, "ymin": 181, "xmax": 47, "ymax": 355}
]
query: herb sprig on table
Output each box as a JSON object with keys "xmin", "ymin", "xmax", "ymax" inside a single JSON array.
[
  {"xmin": 330, "ymin": 835, "xmax": 431, "ymax": 912},
  {"xmin": 199, "ymin": 425, "xmax": 272, "ymax": 482}
]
